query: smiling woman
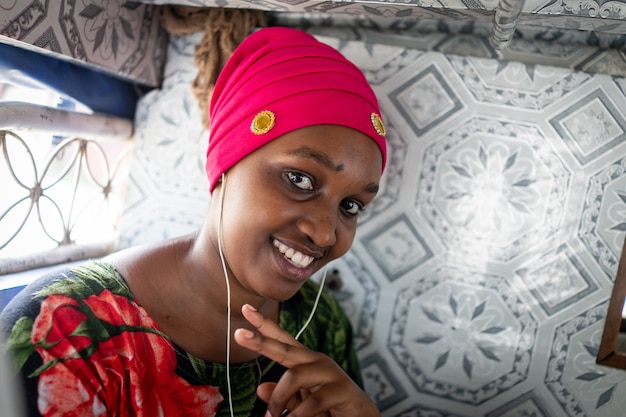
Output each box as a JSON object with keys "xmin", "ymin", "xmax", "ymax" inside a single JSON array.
[{"xmin": 1, "ymin": 26, "xmax": 386, "ymax": 417}]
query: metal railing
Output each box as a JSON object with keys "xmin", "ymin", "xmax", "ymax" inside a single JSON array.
[{"xmin": 0, "ymin": 103, "xmax": 133, "ymax": 275}]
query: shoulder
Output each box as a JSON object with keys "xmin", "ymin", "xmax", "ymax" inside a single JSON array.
[
  {"xmin": 0, "ymin": 261, "xmax": 132, "ymax": 338},
  {"xmin": 0, "ymin": 260, "xmax": 164, "ymax": 381}
]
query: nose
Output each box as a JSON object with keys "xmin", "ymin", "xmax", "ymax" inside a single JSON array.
[{"xmin": 296, "ymin": 202, "xmax": 338, "ymax": 248}]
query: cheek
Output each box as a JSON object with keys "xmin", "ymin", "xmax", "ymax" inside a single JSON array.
[
  {"xmin": 330, "ymin": 222, "xmax": 357, "ymax": 259},
  {"xmin": 222, "ymin": 187, "xmax": 278, "ymax": 242}
]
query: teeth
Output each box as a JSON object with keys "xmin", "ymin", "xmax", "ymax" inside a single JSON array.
[{"xmin": 273, "ymin": 240, "xmax": 314, "ymax": 268}]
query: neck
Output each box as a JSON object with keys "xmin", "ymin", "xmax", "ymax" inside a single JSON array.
[{"xmin": 174, "ymin": 226, "xmax": 280, "ymax": 362}]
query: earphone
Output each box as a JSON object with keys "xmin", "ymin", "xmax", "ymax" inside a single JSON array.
[{"xmin": 217, "ymin": 173, "xmax": 327, "ymax": 417}]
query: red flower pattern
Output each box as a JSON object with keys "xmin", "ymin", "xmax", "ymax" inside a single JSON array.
[{"xmin": 31, "ymin": 291, "xmax": 223, "ymax": 416}]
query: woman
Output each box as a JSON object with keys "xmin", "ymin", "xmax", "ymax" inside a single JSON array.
[{"xmin": 1, "ymin": 27, "xmax": 386, "ymax": 417}]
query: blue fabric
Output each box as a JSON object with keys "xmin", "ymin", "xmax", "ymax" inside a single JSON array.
[
  {"xmin": 0, "ymin": 42, "xmax": 147, "ymax": 119},
  {"xmin": 0, "ymin": 286, "xmax": 24, "ymax": 313}
]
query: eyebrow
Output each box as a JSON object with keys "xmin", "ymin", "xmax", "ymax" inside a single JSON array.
[
  {"xmin": 288, "ymin": 147, "xmax": 336, "ymax": 171},
  {"xmin": 287, "ymin": 147, "xmax": 380, "ymax": 194},
  {"xmin": 365, "ymin": 183, "xmax": 380, "ymax": 194}
]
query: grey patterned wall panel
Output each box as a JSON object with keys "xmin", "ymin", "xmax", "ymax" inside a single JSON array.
[
  {"xmin": 119, "ymin": 27, "xmax": 626, "ymax": 417},
  {"xmin": 0, "ymin": 0, "xmax": 167, "ymax": 86},
  {"xmin": 2, "ymin": 1, "xmax": 624, "ymax": 85},
  {"xmin": 293, "ymin": 18, "xmax": 626, "ymax": 77},
  {"xmin": 138, "ymin": 0, "xmax": 626, "ymax": 35}
]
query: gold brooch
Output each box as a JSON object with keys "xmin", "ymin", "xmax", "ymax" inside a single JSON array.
[
  {"xmin": 371, "ymin": 113, "xmax": 386, "ymax": 137},
  {"xmin": 250, "ymin": 110, "xmax": 275, "ymax": 135}
]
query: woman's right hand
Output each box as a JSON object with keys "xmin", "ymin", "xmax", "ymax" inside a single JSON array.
[{"xmin": 234, "ymin": 304, "xmax": 381, "ymax": 417}]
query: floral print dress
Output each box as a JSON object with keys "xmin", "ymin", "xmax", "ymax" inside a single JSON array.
[{"xmin": 0, "ymin": 261, "xmax": 362, "ymax": 417}]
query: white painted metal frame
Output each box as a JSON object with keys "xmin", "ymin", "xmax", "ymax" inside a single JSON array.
[{"xmin": 0, "ymin": 103, "xmax": 133, "ymax": 275}]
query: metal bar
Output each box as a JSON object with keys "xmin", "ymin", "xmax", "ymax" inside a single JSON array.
[
  {"xmin": 0, "ymin": 241, "xmax": 116, "ymax": 275},
  {"xmin": 490, "ymin": 0, "xmax": 526, "ymax": 51},
  {"xmin": 0, "ymin": 102, "xmax": 132, "ymax": 140}
]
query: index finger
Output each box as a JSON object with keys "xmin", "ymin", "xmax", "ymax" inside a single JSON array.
[
  {"xmin": 241, "ymin": 303, "xmax": 299, "ymax": 346},
  {"xmin": 234, "ymin": 304, "xmax": 317, "ymax": 368},
  {"xmin": 234, "ymin": 326, "xmax": 315, "ymax": 369}
]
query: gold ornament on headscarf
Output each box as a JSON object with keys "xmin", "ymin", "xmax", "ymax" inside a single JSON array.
[
  {"xmin": 250, "ymin": 110, "xmax": 276, "ymax": 135},
  {"xmin": 371, "ymin": 113, "xmax": 386, "ymax": 137}
]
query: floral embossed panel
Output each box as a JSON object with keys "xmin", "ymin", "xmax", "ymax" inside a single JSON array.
[
  {"xmin": 515, "ymin": 244, "xmax": 599, "ymax": 316},
  {"xmin": 0, "ymin": 0, "xmax": 167, "ymax": 86},
  {"xmin": 390, "ymin": 64, "xmax": 464, "ymax": 136},
  {"xmin": 550, "ymin": 88, "xmax": 626, "ymax": 165},
  {"xmin": 362, "ymin": 214, "xmax": 433, "ymax": 281},
  {"xmin": 416, "ymin": 117, "xmax": 571, "ymax": 263},
  {"xmin": 449, "ymin": 56, "xmax": 593, "ymax": 110},
  {"xmin": 388, "ymin": 266, "xmax": 538, "ymax": 405},
  {"xmin": 544, "ymin": 302, "xmax": 625, "ymax": 417},
  {"xmin": 579, "ymin": 156, "xmax": 626, "ymax": 279},
  {"xmin": 361, "ymin": 353, "xmax": 408, "ymax": 411},
  {"xmin": 485, "ymin": 391, "xmax": 553, "ymax": 417}
]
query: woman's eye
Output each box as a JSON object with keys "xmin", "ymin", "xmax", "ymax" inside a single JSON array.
[
  {"xmin": 287, "ymin": 171, "xmax": 314, "ymax": 191},
  {"xmin": 342, "ymin": 200, "xmax": 362, "ymax": 216}
]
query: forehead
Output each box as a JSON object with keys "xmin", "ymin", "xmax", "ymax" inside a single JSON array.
[{"xmin": 259, "ymin": 124, "xmax": 383, "ymax": 171}]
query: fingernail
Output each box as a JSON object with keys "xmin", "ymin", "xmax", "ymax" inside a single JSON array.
[
  {"xmin": 237, "ymin": 328, "xmax": 255, "ymax": 339},
  {"xmin": 265, "ymin": 411, "xmax": 273, "ymax": 417},
  {"xmin": 245, "ymin": 303, "xmax": 258, "ymax": 312}
]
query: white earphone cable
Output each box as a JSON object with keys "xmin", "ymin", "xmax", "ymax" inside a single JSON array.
[
  {"xmin": 217, "ymin": 173, "xmax": 329, "ymax": 416},
  {"xmin": 217, "ymin": 173, "xmax": 234, "ymax": 417},
  {"xmin": 295, "ymin": 264, "xmax": 327, "ymax": 341}
]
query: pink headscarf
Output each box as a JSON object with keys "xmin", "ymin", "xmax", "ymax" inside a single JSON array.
[{"xmin": 206, "ymin": 26, "xmax": 387, "ymax": 191}]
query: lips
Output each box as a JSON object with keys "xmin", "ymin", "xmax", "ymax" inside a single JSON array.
[{"xmin": 273, "ymin": 239, "xmax": 315, "ymax": 269}]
